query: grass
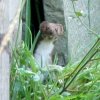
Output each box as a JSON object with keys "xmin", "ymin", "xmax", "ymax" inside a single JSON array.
[{"xmin": 10, "ymin": 38, "xmax": 100, "ymax": 100}]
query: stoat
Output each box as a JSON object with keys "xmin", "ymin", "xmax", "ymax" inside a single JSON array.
[{"xmin": 34, "ymin": 21, "xmax": 64, "ymax": 67}]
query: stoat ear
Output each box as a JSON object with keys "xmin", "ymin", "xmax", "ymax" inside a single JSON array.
[
  {"xmin": 40, "ymin": 21, "xmax": 48, "ymax": 33},
  {"xmin": 60, "ymin": 24, "xmax": 64, "ymax": 35},
  {"xmin": 57, "ymin": 24, "xmax": 64, "ymax": 36}
]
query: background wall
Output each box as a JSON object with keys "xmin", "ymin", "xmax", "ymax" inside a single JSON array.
[{"xmin": 63, "ymin": 0, "xmax": 99, "ymax": 62}]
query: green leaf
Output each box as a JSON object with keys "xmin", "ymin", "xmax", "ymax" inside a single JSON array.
[
  {"xmin": 49, "ymin": 94, "xmax": 64, "ymax": 100},
  {"xmin": 72, "ymin": 0, "xmax": 78, "ymax": 2},
  {"xmin": 75, "ymin": 11, "xmax": 83, "ymax": 17}
]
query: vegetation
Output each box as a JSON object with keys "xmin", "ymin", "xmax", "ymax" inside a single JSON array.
[
  {"xmin": 10, "ymin": 0, "xmax": 100, "ymax": 100},
  {"xmin": 10, "ymin": 39, "xmax": 100, "ymax": 100}
]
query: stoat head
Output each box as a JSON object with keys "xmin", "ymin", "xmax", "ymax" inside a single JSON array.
[{"xmin": 40, "ymin": 21, "xmax": 64, "ymax": 41}]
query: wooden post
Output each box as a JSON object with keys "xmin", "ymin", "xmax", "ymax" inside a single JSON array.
[
  {"xmin": 0, "ymin": 49, "xmax": 10, "ymax": 100},
  {"xmin": 0, "ymin": 0, "xmax": 21, "ymax": 99}
]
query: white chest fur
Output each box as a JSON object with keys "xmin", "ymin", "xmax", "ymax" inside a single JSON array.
[{"xmin": 34, "ymin": 40, "xmax": 54, "ymax": 67}]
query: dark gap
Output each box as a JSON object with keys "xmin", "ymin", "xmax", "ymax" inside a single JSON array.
[{"xmin": 31, "ymin": 0, "xmax": 45, "ymax": 38}]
